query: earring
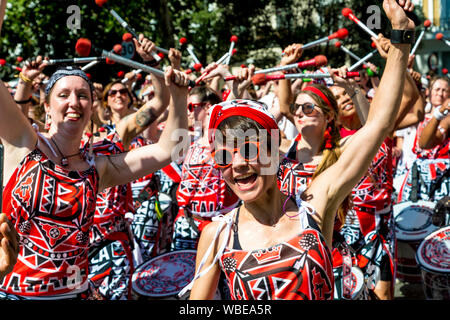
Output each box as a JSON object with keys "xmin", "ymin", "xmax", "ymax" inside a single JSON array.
[
  {"xmin": 323, "ymin": 126, "xmax": 333, "ymax": 149},
  {"xmin": 44, "ymin": 113, "xmax": 51, "ymax": 130}
]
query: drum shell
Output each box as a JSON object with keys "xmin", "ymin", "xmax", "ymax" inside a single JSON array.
[
  {"xmin": 333, "ymin": 266, "xmax": 367, "ymax": 300},
  {"xmin": 416, "ymin": 226, "xmax": 450, "ymax": 300},
  {"xmin": 394, "ymin": 201, "xmax": 438, "ymax": 283}
]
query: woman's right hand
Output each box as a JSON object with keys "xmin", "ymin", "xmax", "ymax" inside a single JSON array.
[
  {"xmin": 280, "ymin": 43, "xmax": 303, "ymax": 66},
  {"xmin": 21, "ymin": 56, "xmax": 47, "ymax": 81}
]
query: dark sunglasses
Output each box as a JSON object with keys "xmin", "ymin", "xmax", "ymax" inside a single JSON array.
[
  {"xmin": 289, "ymin": 102, "xmax": 317, "ymax": 115},
  {"xmin": 188, "ymin": 102, "xmax": 207, "ymax": 112},
  {"xmin": 108, "ymin": 88, "xmax": 128, "ymax": 96},
  {"xmin": 212, "ymin": 141, "xmax": 260, "ymax": 168}
]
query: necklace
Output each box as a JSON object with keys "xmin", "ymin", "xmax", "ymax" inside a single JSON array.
[{"xmin": 50, "ymin": 136, "xmax": 80, "ymax": 167}]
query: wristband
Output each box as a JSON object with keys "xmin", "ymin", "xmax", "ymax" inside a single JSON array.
[
  {"xmin": 390, "ymin": 29, "xmax": 415, "ymax": 44},
  {"xmin": 14, "ymin": 97, "xmax": 33, "ymax": 104},
  {"xmin": 433, "ymin": 107, "xmax": 448, "ymax": 121},
  {"xmin": 19, "ymin": 72, "xmax": 33, "ymax": 84}
]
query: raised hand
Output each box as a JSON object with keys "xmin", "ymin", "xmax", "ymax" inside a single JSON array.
[
  {"xmin": 280, "ymin": 44, "xmax": 303, "ymax": 66},
  {"xmin": 383, "ymin": 0, "xmax": 415, "ymax": 30},
  {"xmin": 133, "ymin": 33, "xmax": 157, "ymax": 62},
  {"xmin": 21, "ymin": 56, "xmax": 47, "ymax": 81}
]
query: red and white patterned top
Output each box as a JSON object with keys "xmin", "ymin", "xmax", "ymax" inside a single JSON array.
[{"xmin": 1, "ymin": 148, "xmax": 98, "ymax": 297}]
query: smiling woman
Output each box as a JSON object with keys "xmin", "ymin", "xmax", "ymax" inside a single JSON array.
[{"xmin": 0, "ymin": 62, "xmax": 189, "ymax": 300}]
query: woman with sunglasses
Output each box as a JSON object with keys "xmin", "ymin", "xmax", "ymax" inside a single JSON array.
[
  {"xmin": 182, "ymin": 0, "xmax": 415, "ymax": 300},
  {"xmin": 0, "ymin": 60, "xmax": 189, "ymax": 299},
  {"xmin": 172, "ymin": 86, "xmax": 240, "ymax": 253}
]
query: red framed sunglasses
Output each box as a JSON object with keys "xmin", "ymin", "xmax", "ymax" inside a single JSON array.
[
  {"xmin": 212, "ymin": 141, "xmax": 260, "ymax": 168},
  {"xmin": 188, "ymin": 102, "xmax": 207, "ymax": 112}
]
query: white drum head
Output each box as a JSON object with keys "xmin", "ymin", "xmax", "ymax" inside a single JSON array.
[
  {"xmin": 416, "ymin": 226, "xmax": 450, "ymax": 274},
  {"xmin": 394, "ymin": 201, "xmax": 438, "ymax": 242}
]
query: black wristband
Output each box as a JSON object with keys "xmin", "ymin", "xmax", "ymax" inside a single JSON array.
[
  {"xmin": 391, "ymin": 29, "xmax": 415, "ymax": 44},
  {"xmin": 14, "ymin": 97, "xmax": 33, "ymax": 104}
]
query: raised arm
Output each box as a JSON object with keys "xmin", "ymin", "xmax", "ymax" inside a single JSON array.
[
  {"xmin": 277, "ymin": 44, "xmax": 303, "ymax": 124},
  {"xmin": 418, "ymin": 100, "xmax": 449, "ymax": 149},
  {"xmin": 115, "ymin": 34, "xmax": 171, "ymax": 149},
  {"xmin": 95, "ymin": 67, "xmax": 189, "ymax": 191},
  {"xmin": 306, "ymin": 0, "xmax": 415, "ymax": 246}
]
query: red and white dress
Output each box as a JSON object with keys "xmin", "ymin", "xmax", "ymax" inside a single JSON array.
[{"xmin": 0, "ymin": 137, "xmax": 98, "ymax": 298}]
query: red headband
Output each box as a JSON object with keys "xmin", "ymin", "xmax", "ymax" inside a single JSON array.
[
  {"xmin": 208, "ymin": 100, "xmax": 279, "ymax": 146},
  {"xmin": 302, "ymin": 86, "xmax": 334, "ymax": 110}
]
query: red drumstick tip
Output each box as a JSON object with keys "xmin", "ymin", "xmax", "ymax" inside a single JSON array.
[
  {"xmin": 105, "ymin": 58, "xmax": 115, "ymax": 65},
  {"xmin": 95, "ymin": 0, "xmax": 108, "ymax": 7},
  {"xmin": 113, "ymin": 44, "xmax": 122, "ymax": 54},
  {"xmin": 371, "ymin": 41, "xmax": 377, "ymax": 48},
  {"xmin": 136, "ymin": 73, "xmax": 142, "ymax": 80},
  {"xmin": 179, "ymin": 37, "xmax": 188, "ymax": 45},
  {"xmin": 193, "ymin": 63, "xmax": 202, "ymax": 71},
  {"xmin": 117, "ymin": 71, "xmax": 125, "ymax": 78},
  {"xmin": 334, "ymin": 41, "xmax": 342, "ymax": 48},
  {"xmin": 342, "ymin": 8, "xmax": 353, "ymax": 17},
  {"xmin": 85, "ymin": 73, "xmax": 92, "ymax": 80},
  {"xmin": 424, "ymin": 20, "xmax": 431, "ymax": 28},
  {"xmin": 230, "ymin": 35, "xmax": 238, "ymax": 42},
  {"xmin": 0, "ymin": 59, "xmax": 6, "ymax": 66},
  {"xmin": 436, "ymin": 33, "xmax": 444, "ymax": 40},
  {"xmin": 157, "ymin": 52, "xmax": 165, "ymax": 59},
  {"xmin": 122, "ymin": 33, "xmax": 133, "ymax": 42},
  {"xmin": 240, "ymin": 64, "xmax": 247, "ymax": 68},
  {"xmin": 232, "ymin": 48, "xmax": 237, "ymax": 55},
  {"xmin": 75, "ymin": 38, "xmax": 92, "ymax": 57},
  {"xmin": 314, "ymin": 55, "xmax": 328, "ymax": 67},
  {"xmin": 337, "ymin": 28, "xmax": 349, "ymax": 39},
  {"xmin": 16, "ymin": 56, "xmax": 23, "ymax": 62},
  {"xmin": 443, "ymin": 68, "xmax": 448, "ymax": 75},
  {"xmin": 252, "ymin": 73, "xmax": 269, "ymax": 86}
]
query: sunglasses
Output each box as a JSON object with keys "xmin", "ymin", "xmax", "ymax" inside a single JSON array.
[
  {"xmin": 212, "ymin": 141, "xmax": 260, "ymax": 168},
  {"xmin": 188, "ymin": 102, "xmax": 207, "ymax": 112},
  {"xmin": 289, "ymin": 102, "xmax": 318, "ymax": 115},
  {"xmin": 108, "ymin": 88, "xmax": 128, "ymax": 96}
]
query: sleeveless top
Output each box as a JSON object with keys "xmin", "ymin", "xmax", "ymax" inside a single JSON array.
[
  {"xmin": 176, "ymin": 141, "xmax": 239, "ymax": 218},
  {"xmin": 220, "ymin": 206, "xmax": 334, "ymax": 300},
  {"xmin": 178, "ymin": 198, "xmax": 334, "ymax": 300},
  {"xmin": 1, "ymin": 136, "xmax": 99, "ymax": 297}
]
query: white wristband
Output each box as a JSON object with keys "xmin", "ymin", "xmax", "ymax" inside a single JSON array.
[{"xmin": 433, "ymin": 107, "xmax": 448, "ymax": 121}]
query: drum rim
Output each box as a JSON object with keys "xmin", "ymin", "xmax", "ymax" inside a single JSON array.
[
  {"xmin": 394, "ymin": 200, "xmax": 438, "ymax": 241},
  {"xmin": 132, "ymin": 249, "xmax": 198, "ymax": 297},
  {"xmin": 415, "ymin": 226, "xmax": 450, "ymax": 274}
]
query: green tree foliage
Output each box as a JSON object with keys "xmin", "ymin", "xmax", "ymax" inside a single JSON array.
[{"xmin": 0, "ymin": 0, "xmax": 424, "ymax": 84}]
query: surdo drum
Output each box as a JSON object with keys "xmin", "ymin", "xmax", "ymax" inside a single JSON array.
[
  {"xmin": 393, "ymin": 200, "xmax": 438, "ymax": 282},
  {"xmin": 132, "ymin": 250, "xmax": 197, "ymax": 299},
  {"xmin": 416, "ymin": 226, "xmax": 450, "ymax": 300}
]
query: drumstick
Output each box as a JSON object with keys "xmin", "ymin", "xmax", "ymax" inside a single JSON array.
[
  {"xmin": 225, "ymin": 35, "xmax": 238, "ymax": 65},
  {"xmin": 410, "ymin": 20, "xmax": 432, "ymax": 55},
  {"xmin": 254, "ymin": 55, "xmax": 327, "ymax": 74},
  {"xmin": 342, "ymin": 8, "xmax": 379, "ymax": 40},
  {"xmin": 348, "ymin": 49, "xmax": 378, "ymax": 71},
  {"xmin": 225, "ymin": 71, "xmax": 360, "ymax": 86},
  {"xmin": 95, "ymin": 0, "xmax": 161, "ymax": 62}
]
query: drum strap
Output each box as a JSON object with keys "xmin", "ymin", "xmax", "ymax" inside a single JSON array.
[
  {"xmin": 134, "ymin": 174, "xmax": 160, "ymax": 210},
  {"xmin": 341, "ymin": 245, "xmax": 353, "ymax": 299},
  {"xmin": 178, "ymin": 212, "xmax": 235, "ymax": 298}
]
